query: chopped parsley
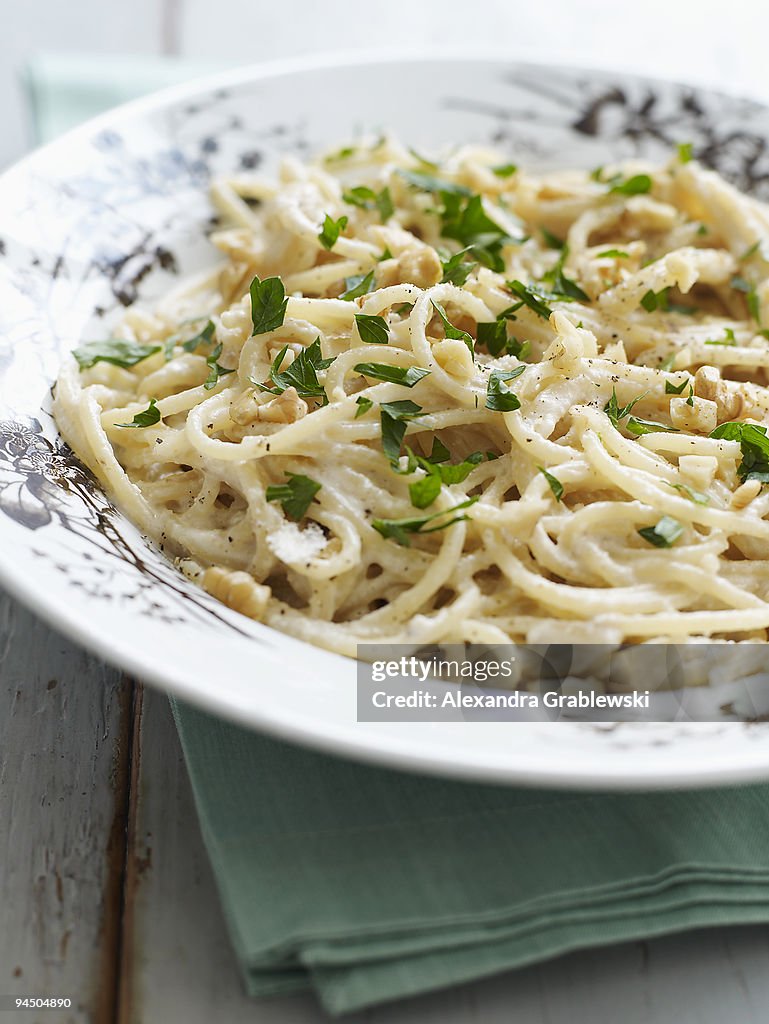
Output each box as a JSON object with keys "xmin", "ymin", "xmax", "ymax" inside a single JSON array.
[
  {"xmin": 486, "ymin": 366, "xmax": 525, "ymax": 412},
  {"xmin": 397, "ymin": 169, "xmax": 471, "ymax": 196},
  {"xmin": 340, "ymin": 270, "xmax": 376, "ymax": 301},
  {"xmin": 431, "ymin": 300, "xmax": 474, "ymax": 358},
  {"xmin": 641, "ymin": 288, "xmax": 668, "ymax": 313},
  {"xmin": 372, "ymin": 497, "xmax": 478, "ymax": 546},
  {"xmin": 354, "ymin": 363, "xmax": 431, "ymax": 388},
  {"xmin": 541, "ymin": 227, "xmax": 564, "ymax": 249},
  {"xmin": 116, "ymin": 398, "xmax": 161, "ymax": 428},
  {"xmin": 541, "ymin": 244, "xmax": 590, "ymax": 302},
  {"xmin": 73, "ymin": 339, "xmax": 161, "ymax": 370},
  {"xmin": 538, "ymin": 466, "xmax": 563, "ymax": 501},
  {"xmin": 710, "ymin": 421, "xmax": 769, "ymax": 481},
  {"xmin": 204, "ymin": 344, "xmax": 235, "ymax": 390},
  {"xmin": 354, "ymin": 395, "xmax": 373, "ymax": 418},
  {"xmin": 407, "ymin": 449, "xmax": 483, "ymax": 508},
  {"xmin": 354, "ymin": 313, "xmax": 390, "ymax": 345},
  {"xmin": 605, "ymin": 387, "xmax": 674, "ymax": 435},
  {"xmin": 440, "ymin": 247, "xmax": 479, "ymax": 286},
  {"xmin": 506, "ymin": 280, "xmax": 553, "ymax": 320},
  {"xmin": 342, "ymin": 185, "xmax": 394, "ymax": 222},
  {"xmin": 638, "ymin": 516, "xmax": 684, "ymax": 548},
  {"xmin": 669, "ymin": 482, "xmax": 709, "ymax": 505},
  {"xmin": 665, "ymin": 378, "xmax": 690, "ymax": 394},
  {"xmin": 266, "ymin": 473, "xmax": 321, "ymax": 521},
  {"xmin": 597, "ymin": 249, "xmax": 629, "ymax": 259},
  {"xmin": 180, "ymin": 319, "xmax": 216, "ymax": 354},
  {"xmin": 252, "ymin": 337, "xmax": 333, "ymax": 403},
  {"xmin": 250, "ymin": 275, "xmax": 288, "ymax": 336},
  {"xmin": 677, "ymin": 142, "xmax": 693, "ymax": 164},
  {"xmin": 608, "ymin": 174, "xmax": 652, "ymax": 196},
  {"xmin": 731, "ymin": 274, "xmax": 762, "ymax": 323},
  {"xmin": 492, "ymin": 162, "xmax": 518, "ymax": 178},
  {"xmin": 440, "ymin": 193, "xmax": 511, "ymax": 271},
  {"xmin": 379, "ymin": 401, "xmax": 423, "ymax": 465},
  {"xmin": 318, "ymin": 213, "xmax": 348, "ymax": 250},
  {"xmin": 705, "ymin": 327, "xmax": 737, "ymax": 347}
]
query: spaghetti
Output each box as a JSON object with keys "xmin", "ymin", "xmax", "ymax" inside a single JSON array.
[{"xmin": 53, "ymin": 137, "xmax": 769, "ymax": 655}]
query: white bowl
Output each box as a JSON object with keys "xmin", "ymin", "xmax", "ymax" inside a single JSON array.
[{"xmin": 3, "ymin": 53, "xmax": 769, "ymax": 789}]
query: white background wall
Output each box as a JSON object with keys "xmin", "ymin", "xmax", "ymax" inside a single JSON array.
[{"xmin": 3, "ymin": 0, "xmax": 769, "ymax": 169}]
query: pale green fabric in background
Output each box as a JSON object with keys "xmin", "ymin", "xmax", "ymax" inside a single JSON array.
[{"xmin": 24, "ymin": 54, "xmax": 769, "ymax": 1016}]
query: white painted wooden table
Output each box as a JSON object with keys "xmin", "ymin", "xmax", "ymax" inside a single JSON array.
[
  {"xmin": 3, "ymin": 588, "xmax": 769, "ymax": 1024},
  {"xmin": 4, "ymin": 1, "xmax": 769, "ymax": 1020}
]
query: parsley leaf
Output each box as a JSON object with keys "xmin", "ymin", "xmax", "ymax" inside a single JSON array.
[
  {"xmin": 625, "ymin": 416, "xmax": 674, "ymax": 436},
  {"xmin": 405, "ymin": 450, "xmax": 483, "ymax": 509},
  {"xmin": 431, "ymin": 300, "xmax": 474, "ymax": 359},
  {"xmin": 638, "ymin": 516, "xmax": 684, "ymax": 548},
  {"xmin": 665, "ymin": 378, "xmax": 690, "ymax": 394},
  {"xmin": 710, "ymin": 421, "xmax": 769, "ymax": 481},
  {"xmin": 476, "ymin": 319, "xmax": 508, "ymax": 357},
  {"xmin": 486, "ymin": 366, "xmax": 525, "ymax": 412},
  {"xmin": 731, "ymin": 275, "xmax": 762, "ymax": 324},
  {"xmin": 492, "ymin": 163, "xmax": 517, "ymax": 178},
  {"xmin": 266, "ymin": 473, "xmax": 321, "ymax": 521},
  {"xmin": 440, "ymin": 247, "xmax": 479, "ymax": 286},
  {"xmin": 604, "ymin": 388, "xmax": 647, "ymax": 425},
  {"xmin": 597, "ymin": 249, "xmax": 629, "ymax": 259},
  {"xmin": 354, "ymin": 363, "xmax": 431, "ymax": 388},
  {"xmin": 354, "ymin": 313, "xmax": 390, "ymax": 345},
  {"xmin": 342, "ymin": 185, "xmax": 394, "ymax": 221},
  {"xmin": 379, "ymin": 399, "xmax": 424, "ymax": 420},
  {"xmin": 204, "ymin": 343, "xmax": 235, "ymax": 390},
  {"xmin": 340, "ymin": 270, "xmax": 375, "ymax": 301},
  {"xmin": 541, "ymin": 244, "xmax": 590, "ymax": 302},
  {"xmin": 379, "ymin": 401, "xmax": 423, "ymax": 465},
  {"xmin": 252, "ymin": 337, "xmax": 333, "ymax": 402},
  {"xmin": 641, "ymin": 288, "xmax": 669, "ymax": 313},
  {"xmin": 409, "ymin": 472, "xmax": 442, "ymax": 509},
  {"xmin": 372, "ymin": 497, "xmax": 479, "ymax": 546},
  {"xmin": 608, "ymin": 174, "xmax": 652, "ymax": 196},
  {"xmin": 677, "ymin": 142, "xmax": 693, "ymax": 164},
  {"xmin": 181, "ymin": 319, "xmax": 216, "ymax": 353},
  {"xmin": 440, "ymin": 194, "xmax": 510, "ymax": 271},
  {"xmin": 354, "ymin": 395, "xmax": 373, "ymax": 418},
  {"xmin": 541, "ymin": 227, "xmax": 564, "ymax": 249},
  {"xmin": 116, "ymin": 398, "xmax": 161, "ymax": 428},
  {"xmin": 397, "ymin": 169, "xmax": 471, "ymax": 196},
  {"xmin": 73, "ymin": 339, "xmax": 162, "ymax": 370},
  {"xmin": 705, "ymin": 327, "xmax": 737, "ymax": 347},
  {"xmin": 669, "ymin": 482, "xmax": 709, "ymax": 505},
  {"xmin": 250, "ymin": 275, "xmax": 288, "ymax": 336},
  {"xmin": 506, "ymin": 280, "xmax": 553, "ymax": 320},
  {"xmin": 538, "ymin": 466, "xmax": 563, "ymax": 501},
  {"xmin": 318, "ymin": 213, "xmax": 348, "ymax": 250}
]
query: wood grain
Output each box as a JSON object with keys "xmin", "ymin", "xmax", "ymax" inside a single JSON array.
[{"xmin": 0, "ymin": 590, "xmax": 134, "ymax": 1024}]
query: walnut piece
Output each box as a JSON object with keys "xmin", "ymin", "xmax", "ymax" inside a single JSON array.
[
  {"xmin": 202, "ymin": 567, "xmax": 271, "ymax": 620},
  {"xmin": 230, "ymin": 386, "xmax": 307, "ymax": 425}
]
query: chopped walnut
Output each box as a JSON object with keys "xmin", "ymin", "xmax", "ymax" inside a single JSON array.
[
  {"xmin": 230, "ymin": 386, "xmax": 308, "ymax": 426},
  {"xmin": 669, "ymin": 395, "xmax": 718, "ymax": 434},
  {"xmin": 377, "ymin": 243, "xmax": 442, "ymax": 289},
  {"xmin": 202, "ymin": 567, "xmax": 271, "ymax": 620},
  {"xmin": 693, "ymin": 365, "xmax": 756, "ymax": 423}
]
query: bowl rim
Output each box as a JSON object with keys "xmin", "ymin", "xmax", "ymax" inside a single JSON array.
[{"xmin": 3, "ymin": 50, "xmax": 769, "ymax": 791}]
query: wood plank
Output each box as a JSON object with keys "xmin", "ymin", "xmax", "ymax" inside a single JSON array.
[
  {"xmin": 0, "ymin": 589, "xmax": 134, "ymax": 1023},
  {"xmin": 127, "ymin": 686, "xmax": 769, "ymax": 1023}
]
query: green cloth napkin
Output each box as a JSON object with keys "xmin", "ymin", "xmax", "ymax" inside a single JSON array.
[
  {"xmin": 25, "ymin": 54, "xmax": 769, "ymax": 1015},
  {"xmin": 172, "ymin": 700, "xmax": 769, "ymax": 1014}
]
